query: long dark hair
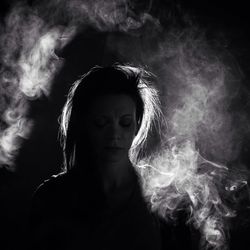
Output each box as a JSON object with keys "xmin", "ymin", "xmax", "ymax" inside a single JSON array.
[{"xmin": 59, "ymin": 64, "xmax": 160, "ymax": 172}]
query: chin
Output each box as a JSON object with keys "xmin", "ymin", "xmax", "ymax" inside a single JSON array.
[{"xmin": 102, "ymin": 155, "xmax": 126, "ymax": 164}]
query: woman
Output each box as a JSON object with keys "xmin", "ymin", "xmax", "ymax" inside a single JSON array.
[{"xmin": 29, "ymin": 64, "xmax": 163, "ymax": 250}]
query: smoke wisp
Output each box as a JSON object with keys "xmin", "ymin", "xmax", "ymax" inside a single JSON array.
[
  {"xmin": 0, "ymin": 0, "xmax": 155, "ymax": 170},
  {"xmin": 108, "ymin": 23, "xmax": 250, "ymax": 248},
  {"xmin": 0, "ymin": 1, "xmax": 249, "ymax": 249}
]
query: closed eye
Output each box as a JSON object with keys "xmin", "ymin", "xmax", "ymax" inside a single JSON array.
[
  {"xmin": 120, "ymin": 116, "xmax": 133, "ymax": 127},
  {"xmin": 94, "ymin": 117, "xmax": 108, "ymax": 128}
]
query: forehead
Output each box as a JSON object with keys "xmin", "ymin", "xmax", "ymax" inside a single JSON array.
[{"xmin": 88, "ymin": 94, "xmax": 136, "ymax": 115}]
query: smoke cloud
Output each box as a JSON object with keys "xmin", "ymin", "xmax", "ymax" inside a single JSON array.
[
  {"xmin": 0, "ymin": 2, "xmax": 66, "ymax": 169},
  {"xmin": 0, "ymin": 0, "xmax": 249, "ymax": 249},
  {"xmin": 105, "ymin": 16, "xmax": 250, "ymax": 249},
  {"xmin": 139, "ymin": 27, "xmax": 250, "ymax": 250},
  {"xmin": 0, "ymin": 0, "xmax": 155, "ymax": 170}
]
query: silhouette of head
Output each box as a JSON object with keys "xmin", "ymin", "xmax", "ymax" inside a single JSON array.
[{"xmin": 60, "ymin": 64, "xmax": 160, "ymax": 172}]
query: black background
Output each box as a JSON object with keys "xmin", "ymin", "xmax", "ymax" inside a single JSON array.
[{"xmin": 0, "ymin": 0, "xmax": 250, "ymax": 249}]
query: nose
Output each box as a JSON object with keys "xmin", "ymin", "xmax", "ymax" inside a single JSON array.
[{"xmin": 107, "ymin": 121, "xmax": 121, "ymax": 141}]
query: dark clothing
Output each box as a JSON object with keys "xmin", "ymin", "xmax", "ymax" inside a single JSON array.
[{"xmin": 29, "ymin": 168, "xmax": 162, "ymax": 250}]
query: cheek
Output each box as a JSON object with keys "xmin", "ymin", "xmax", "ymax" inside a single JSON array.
[
  {"xmin": 123, "ymin": 128, "xmax": 137, "ymax": 146},
  {"xmin": 88, "ymin": 128, "xmax": 136, "ymax": 148},
  {"xmin": 85, "ymin": 128, "xmax": 104, "ymax": 148},
  {"xmin": 84, "ymin": 119, "xmax": 138, "ymax": 147}
]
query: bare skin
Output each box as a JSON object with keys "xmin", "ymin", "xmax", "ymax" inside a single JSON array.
[{"xmin": 83, "ymin": 94, "xmax": 138, "ymax": 200}]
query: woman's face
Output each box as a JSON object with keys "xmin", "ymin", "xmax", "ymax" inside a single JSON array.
[{"xmin": 82, "ymin": 94, "xmax": 138, "ymax": 166}]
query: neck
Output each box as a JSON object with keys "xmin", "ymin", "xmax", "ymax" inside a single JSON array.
[{"xmin": 97, "ymin": 158, "xmax": 134, "ymax": 194}]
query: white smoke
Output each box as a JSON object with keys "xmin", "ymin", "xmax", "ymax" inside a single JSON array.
[
  {"xmin": 105, "ymin": 22, "xmax": 250, "ymax": 249},
  {"xmin": 0, "ymin": 1, "xmax": 249, "ymax": 249},
  {"xmin": 139, "ymin": 141, "xmax": 238, "ymax": 249},
  {"xmin": 0, "ymin": 0, "xmax": 155, "ymax": 170},
  {"xmin": 136, "ymin": 28, "xmax": 250, "ymax": 249},
  {"xmin": 0, "ymin": 2, "xmax": 69, "ymax": 170}
]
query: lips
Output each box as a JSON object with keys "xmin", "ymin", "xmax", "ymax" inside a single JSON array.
[
  {"xmin": 105, "ymin": 146, "xmax": 123, "ymax": 150},
  {"xmin": 104, "ymin": 146, "xmax": 123, "ymax": 153}
]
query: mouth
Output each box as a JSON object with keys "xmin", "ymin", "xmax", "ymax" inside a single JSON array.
[{"xmin": 105, "ymin": 146, "xmax": 123, "ymax": 151}]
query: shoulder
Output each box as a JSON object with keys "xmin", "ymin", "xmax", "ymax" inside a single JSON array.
[
  {"xmin": 30, "ymin": 171, "xmax": 77, "ymax": 224},
  {"xmin": 34, "ymin": 172, "xmax": 68, "ymax": 198},
  {"xmin": 32, "ymin": 171, "xmax": 76, "ymax": 209}
]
